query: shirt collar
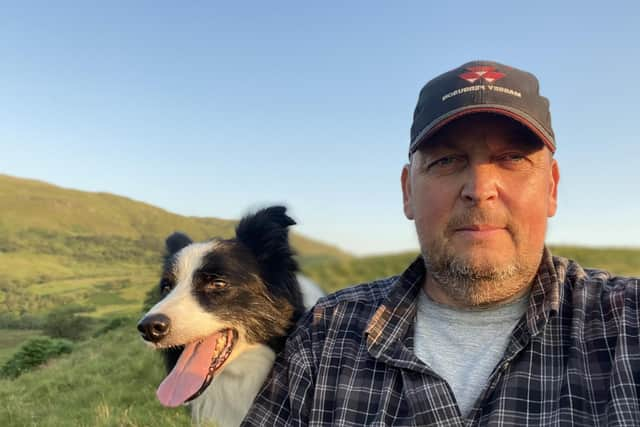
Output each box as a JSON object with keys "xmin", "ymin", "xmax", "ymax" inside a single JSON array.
[
  {"xmin": 364, "ymin": 256, "xmax": 424, "ymax": 367},
  {"xmin": 525, "ymin": 247, "xmax": 560, "ymax": 336}
]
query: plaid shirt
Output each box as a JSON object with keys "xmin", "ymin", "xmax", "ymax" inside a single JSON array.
[{"xmin": 242, "ymin": 248, "xmax": 640, "ymax": 426}]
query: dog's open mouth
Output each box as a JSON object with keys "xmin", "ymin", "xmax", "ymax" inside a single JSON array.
[{"xmin": 156, "ymin": 328, "xmax": 237, "ymax": 407}]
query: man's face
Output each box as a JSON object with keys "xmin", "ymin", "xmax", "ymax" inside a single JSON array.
[{"xmin": 401, "ymin": 114, "xmax": 560, "ymax": 306}]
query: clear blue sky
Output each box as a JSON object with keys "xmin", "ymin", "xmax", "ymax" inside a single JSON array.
[{"xmin": 2, "ymin": 1, "xmax": 639, "ymax": 255}]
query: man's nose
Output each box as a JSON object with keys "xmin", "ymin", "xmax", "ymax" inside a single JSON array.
[{"xmin": 460, "ymin": 164, "xmax": 499, "ymax": 204}]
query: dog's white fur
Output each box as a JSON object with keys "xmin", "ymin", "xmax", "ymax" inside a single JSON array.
[
  {"xmin": 145, "ymin": 242, "xmax": 224, "ymax": 348},
  {"xmin": 186, "ymin": 274, "xmax": 321, "ymax": 426},
  {"xmin": 178, "ymin": 273, "xmax": 321, "ymax": 426},
  {"xmin": 190, "ymin": 344, "xmax": 276, "ymax": 426},
  {"xmin": 298, "ymin": 275, "xmax": 326, "ymax": 309}
]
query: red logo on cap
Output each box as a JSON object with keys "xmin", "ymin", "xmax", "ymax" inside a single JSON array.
[{"xmin": 459, "ymin": 66, "xmax": 505, "ymax": 84}]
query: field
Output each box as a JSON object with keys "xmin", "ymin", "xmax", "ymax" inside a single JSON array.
[{"xmin": 0, "ymin": 319, "xmax": 191, "ymax": 427}]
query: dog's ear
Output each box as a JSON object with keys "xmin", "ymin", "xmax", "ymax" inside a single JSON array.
[
  {"xmin": 165, "ymin": 232, "xmax": 192, "ymax": 255},
  {"xmin": 237, "ymin": 206, "xmax": 304, "ymax": 323},
  {"xmin": 235, "ymin": 206, "xmax": 297, "ymax": 272}
]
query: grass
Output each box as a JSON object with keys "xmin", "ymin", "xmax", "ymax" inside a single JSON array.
[
  {"xmin": 2, "ymin": 266, "xmax": 159, "ymax": 318},
  {"xmin": 28, "ymin": 276, "xmax": 133, "ymax": 296},
  {"xmin": 302, "ymin": 251, "xmax": 419, "ymax": 293},
  {"xmin": 0, "ymin": 252, "xmax": 77, "ymax": 284},
  {"xmin": 0, "ymin": 318, "xmax": 191, "ymax": 427},
  {"xmin": 550, "ymin": 245, "xmax": 640, "ymax": 276}
]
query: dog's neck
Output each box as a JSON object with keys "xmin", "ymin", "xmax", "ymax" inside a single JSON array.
[{"xmin": 188, "ymin": 344, "xmax": 276, "ymax": 427}]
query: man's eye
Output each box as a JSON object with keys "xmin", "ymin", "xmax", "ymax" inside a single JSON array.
[
  {"xmin": 501, "ymin": 153, "xmax": 525, "ymax": 162},
  {"xmin": 438, "ymin": 157, "xmax": 456, "ymax": 165},
  {"xmin": 428, "ymin": 156, "xmax": 464, "ymax": 171},
  {"xmin": 499, "ymin": 153, "xmax": 533, "ymax": 170}
]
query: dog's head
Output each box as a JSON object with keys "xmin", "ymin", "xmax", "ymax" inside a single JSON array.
[{"xmin": 137, "ymin": 206, "xmax": 304, "ymax": 407}]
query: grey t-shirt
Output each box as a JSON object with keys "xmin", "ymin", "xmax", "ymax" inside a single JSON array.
[{"xmin": 414, "ymin": 289, "xmax": 528, "ymax": 417}]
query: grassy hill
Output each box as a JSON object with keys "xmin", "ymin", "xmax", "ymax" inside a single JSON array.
[
  {"xmin": 0, "ymin": 174, "xmax": 346, "ymax": 259},
  {"xmin": 0, "ymin": 173, "xmax": 348, "ymax": 317},
  {"xmin": 0, "ymin": 173, "xmax": 639, "ymax": 426},
  {"xmin": 0, "ymin": 318, "xmax": 191, "ymax": 427}
]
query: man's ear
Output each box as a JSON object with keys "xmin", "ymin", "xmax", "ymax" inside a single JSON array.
[
  {"xmin": 401, "ymin": 163, "xmax": 414, "ymax": 220},
  {"xmin": 547, "ymin": 158, "xmax": 560, "ymax": 217}
]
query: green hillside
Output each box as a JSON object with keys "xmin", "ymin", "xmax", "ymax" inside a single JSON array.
[
  {"xmin": 0, "ymin": 318, "xmax": 191, "ymax": 427},
  {"xmin": 0, "ymin": 173, "xmax": 348, "ymax": 317},
  {"xmin": 0, "ymin": 174, "xmax": 235, "ymax": 243},
  {"xmin": 0, "ymin": 174, "xmax": 346, "ymax": 259}
]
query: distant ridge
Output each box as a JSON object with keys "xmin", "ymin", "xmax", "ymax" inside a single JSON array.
[{"xmin": 0, "ymin": 173, "xmax": 349, "ymax": 259}]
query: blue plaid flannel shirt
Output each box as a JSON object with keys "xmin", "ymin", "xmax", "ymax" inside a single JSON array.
[{"xmin": 242, "ymin": 248, "xmax": 640, "ymax": 426}]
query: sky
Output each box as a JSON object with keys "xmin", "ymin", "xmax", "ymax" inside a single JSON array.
[{"xmin": 1, "ymin": 1, "xmax": 639, "ymax": 255}]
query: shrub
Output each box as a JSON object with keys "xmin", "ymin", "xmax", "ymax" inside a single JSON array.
[
  {"xmin": 0, "ymin": 336, "xmax": 73, "ymax": 379},
  {"xmin": 42, "ymin": 305, "xmax": 96, "ymax": 341}
]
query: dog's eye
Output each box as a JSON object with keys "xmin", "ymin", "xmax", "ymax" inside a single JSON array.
[
  {"xmin": 205, "ymin": 278, "xmax": 228, "ymax": 290},
  {"xmin": 196, "ymin": 271, "xmax": 228, "ymax": 290},
  {"xmin": 160, "ymin": 279, "xmax": 173, "ymax": 296}
]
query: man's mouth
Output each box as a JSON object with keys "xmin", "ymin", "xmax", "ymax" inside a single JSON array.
[
  {"xmin": 156, "ymin": 328, "xmax": 237, "ymax": 407},
  {"xmin": 456, "ymin": 224, "xmax": 504, "ymax": 231},
  {"xmin": 454, "ymin": 224, "xmax": 507, "ymax": 238}
]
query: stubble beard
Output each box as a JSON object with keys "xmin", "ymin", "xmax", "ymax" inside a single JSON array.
[{"xmin": 418, "ymin": 221, "xmax": 540, "ymax": 307}]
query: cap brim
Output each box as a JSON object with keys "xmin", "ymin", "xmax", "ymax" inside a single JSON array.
[{"xmin": 409, "ymin": 105, "xmax": 556, "ymax": 155}]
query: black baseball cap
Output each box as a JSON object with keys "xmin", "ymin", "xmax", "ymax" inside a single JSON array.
[{"xmin": 409, "ymin": 60, "xmax": 555, "ymax": 156}]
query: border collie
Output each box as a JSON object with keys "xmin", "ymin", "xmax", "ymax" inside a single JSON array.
[{"xmin": 137, "ymin": 206, "xmax": 324, "ymax": 426}]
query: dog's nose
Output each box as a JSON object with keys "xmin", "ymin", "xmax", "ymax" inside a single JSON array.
[{"xmin": 137, "ymin": 313, "xmax": 171, "ymax": 342}]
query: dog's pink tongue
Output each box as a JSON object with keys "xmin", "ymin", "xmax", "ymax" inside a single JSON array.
[{"xmin": 156, "ymin": 332, "xmax": 221, "ymax": 407}]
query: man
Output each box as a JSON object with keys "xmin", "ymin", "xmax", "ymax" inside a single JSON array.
[{"xmin": 241, "ymin": 61, "xmax": 640, "ymax": 426}]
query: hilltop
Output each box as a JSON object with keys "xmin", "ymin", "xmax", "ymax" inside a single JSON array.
[
  {"xmin": 0, "ymin": 173, "xmax": 347, "ymax": 258},
  {"xmin": 0, "ymin": 173, "xmax": 348, "ymax": 316}
]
